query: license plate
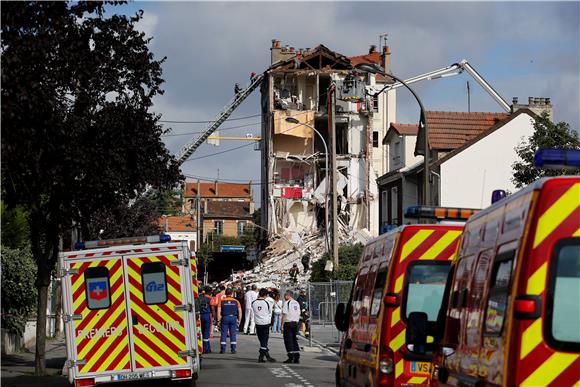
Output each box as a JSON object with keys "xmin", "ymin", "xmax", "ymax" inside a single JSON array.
[
  {"xmin": 409, "ymin": 361, "xmax": 430, "ymax": 375},
  {"xmin": 114, "ymin": 371, "xmax": 153, "ymax": 381}
]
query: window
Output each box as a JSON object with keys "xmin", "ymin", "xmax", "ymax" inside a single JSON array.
[
  {"xmin": 372, "ymin": 94, "xmax": 379, "ymax": 112},
  {"xmin": 403, "ymin": 262, "xmax": 451, "ymax": 321},
  {"xmin": 373, "ymin": 131, "xmax": 379, "ymax": 148},
  {"xmin": 214, "ymin": 220, "xmax": 223, "ymax": 235},
  {"xmin": 237, "ymin": 221, "xmax": 247, "ymax": 237},
  {"xmin": 141, "ymin": 262, "xmax": 168, "ymax": 305},
  {"xmin": 484, "ymin": 249, "xmax": 515, "ymax": 335},
  {"xmin": 390, "ymin": 187, "xmax": 398, "ymax": 226},
  {"xmin": 85, "ymin": 267, "xmax": 111, "ymax": 310},
  {"xmin": 545, "ymin": 238, "xmax": 580, "ymax": 351},
  {"xmin": 370, "ymin": 268, "xmax": 388, "ymax": 316}
]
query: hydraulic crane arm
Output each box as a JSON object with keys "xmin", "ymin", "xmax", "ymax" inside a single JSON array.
[{"xmin": 367, "ymin": 59, "xmax": 511, "ymax": 112}]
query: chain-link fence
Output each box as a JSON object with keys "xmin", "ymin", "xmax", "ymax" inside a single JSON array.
[{"xmin": 306, "ymin": 281, "xmax": 352, "ymax": 348}]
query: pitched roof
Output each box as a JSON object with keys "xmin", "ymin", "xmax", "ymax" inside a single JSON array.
[
  {"xmin": 432, "ymin": 109, "xmax": 536, "ymax": 166},
  {"xmin": 386, "ymin": 111, "xmax": 509, "ymax": 150},
  {"xmin": 427, "ymin": 111, "xmax": 509, "ymax": 150},
  {"xmin": 349, "ymin": 52, "xmax": 381, "ymax": 67},
  {"xmin": 158, "ymin": 215, "xmax": 196, "ymax": 232},
  {"xmin": 270, "ymin": 44, "xmax": 352, "ymax": 71},
  {"xmin": 184, "ymin": 181, "xmax": 252, "ymax": 198},
  {"xmin": 390, "ymin": 122, "xmax": 419, "ymax": 136},
  {"xmin": 205, "ymin": 201, "xmax": 252, "ymax": 219}
]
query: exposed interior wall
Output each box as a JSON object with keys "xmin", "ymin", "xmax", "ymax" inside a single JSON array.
[
  {"xmin": 273, "ymin": 134, "xmax": 313, "ymax": 155},
  {"xmin": 284, "ymin": 201, "xmax": 316, "ymax": 232}
]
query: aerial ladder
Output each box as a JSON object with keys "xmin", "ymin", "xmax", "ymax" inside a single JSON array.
[
  {"xmin": 175, "ymin": 73, "xmax": 265, "ymax": 164},
  {"xmin": 367, "ymin": 59, "xmax": 511, "ymax": 112}
]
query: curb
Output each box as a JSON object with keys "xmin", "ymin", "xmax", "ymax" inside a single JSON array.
[{"xmin": 297, "ymin": 334, "xmax": 340, "ymax": 355}]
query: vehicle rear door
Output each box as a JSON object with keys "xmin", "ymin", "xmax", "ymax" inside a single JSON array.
[
  {"xmin": 124, "ymin": 251, "xmax": 194, "ymax": 371},
  {"xmin": 388, "ymin": 226, "xmax": 462, "ymax": 385},
  {"xmin": 64, "ymin": 256, "xmax": 132, "ymax": 377}
]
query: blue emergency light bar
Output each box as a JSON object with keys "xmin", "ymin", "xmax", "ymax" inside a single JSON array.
[
  {"xmin": 405, "ymin": 206, "xmax": 479, "ymax": 220},
  {"xmin": 534, "ymin": 148, "xmax": 580, "ymax": 169},
  {"xmin": 74, "ymin": 234, "xmax": 171, "ymax": 250}
]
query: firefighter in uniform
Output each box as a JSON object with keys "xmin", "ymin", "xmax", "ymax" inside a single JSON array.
[
  {"xmin": 217, "ymin": 288, "xmax": 242, "ymax": 354},
  {"xmin": 252, "ymin": 288, "xmax": 277, "ymax": 363},
  {"xmin": 199, "ymin": 286, "xmax": 213, "ymax": 354},
  {"xmin": 281, "ymin": 290, "xmax": 301, "ymax": 364}
]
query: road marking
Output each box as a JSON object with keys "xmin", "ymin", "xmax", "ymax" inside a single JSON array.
[
  {"xmin": 278, "ymin": 365, "xmax": 314, "ymax": 387},
  {"xmin": 270, "ymin": 367, "xmax": 293, "ymax": 378}
]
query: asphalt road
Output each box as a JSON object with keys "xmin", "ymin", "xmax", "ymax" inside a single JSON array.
[
  {"xmin": 1, "ymin": 332, "xmax": 337, "ymax": 387},
  {"xmin": 197, "ymin": 332, "xmax": 337, "ymax": 387}
]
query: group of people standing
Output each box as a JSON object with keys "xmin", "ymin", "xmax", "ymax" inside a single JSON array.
[{"xmin": 197, "ymin": 284, "xmax": 302, "ymax": 364}]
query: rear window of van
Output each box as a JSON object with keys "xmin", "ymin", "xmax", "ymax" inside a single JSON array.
[{"xmin": 403, "ymin": 262, "xmax": 451, "ymax": 322}]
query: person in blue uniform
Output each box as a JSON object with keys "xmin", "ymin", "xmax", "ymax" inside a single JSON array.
[
  {"xmin": 199, "ymin": 286, "xmax": 213, "ymax": 354},
  {"xmin": 217, "ymin": 288, "xmax": 242, "ymax": 354}
]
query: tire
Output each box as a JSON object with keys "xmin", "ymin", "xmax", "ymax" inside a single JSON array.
[{"xmin": 175, "ymin": 378, "xmax": 196, "ymax": 387}]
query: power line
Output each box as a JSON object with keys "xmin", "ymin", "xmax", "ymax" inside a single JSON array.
[
  {"xmin": 182, "ymin": 142, "xmax": 256, "ymax": 162},
  {"xmin": 159, "ymin": 113, "xmax": 261, "ymax": 124},
  {"xmin": 161, "ymin": 121, "xmax": 261, "ymax": 138}
]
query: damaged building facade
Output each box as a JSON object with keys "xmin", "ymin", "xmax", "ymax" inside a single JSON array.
[{"xmin": 260, "ymin": 40, "xmax": 396, "ymax": 246}]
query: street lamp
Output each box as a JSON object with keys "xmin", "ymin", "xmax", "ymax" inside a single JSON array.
[
  {"xmin": 355, "ymin": 63, "xmax": 430, "ymax": 206},
  {"xmin": 284, "ymin": 117, "xmax": 330, "ymax": 253}
]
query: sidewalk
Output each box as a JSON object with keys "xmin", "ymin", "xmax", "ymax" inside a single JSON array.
[{"xmin": 1, "ymin": 337, "xmax": 67, "ymax": 386}]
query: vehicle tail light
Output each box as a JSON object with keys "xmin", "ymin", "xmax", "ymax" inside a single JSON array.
[
  {"xmin": 514, "ymin": 295, "xmax": 541, "ymax": 319},
  {"xmin": 173, "ymin": 369, "xmax": 192, "ymax": 378},
  {"xmin": 75, "ymin": 378, "xmax": 95, "ymax": 387},
  {"xmin": 377, "ymin": 346, "xmax": 395, "ymax": 386},
  {"xmin": 514, "ymin": 299, "xmax": 535, "ymax": 313}
]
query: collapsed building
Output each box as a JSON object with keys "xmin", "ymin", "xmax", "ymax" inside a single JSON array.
[{"xmin": 244, "ymin": 40, "xmax": 395, "ymax": 285}]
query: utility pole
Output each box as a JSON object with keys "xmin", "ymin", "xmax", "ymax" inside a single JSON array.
[{"xmin": 328, "ymin": 85, "xmax": 339, "ymax": 269}]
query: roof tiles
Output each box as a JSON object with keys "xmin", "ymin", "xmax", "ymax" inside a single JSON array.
[{"xmin": 158, "ymin": 215, "xmax": 196, "ymax": 232}]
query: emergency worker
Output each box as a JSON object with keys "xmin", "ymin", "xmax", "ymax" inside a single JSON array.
[
  {"xmin": 252, "ymin": 288, "xmax": 277, "ymax": 363},
  {"xmin": 281, "ymin": 290, "xmax": 301, "ymax": 363},
  {"xmin": 217, "ymin": 288, "xmax": 242, "ymax": 354},
  {"xmin": 199, "ymin": 286, "xmax": 213, "ymax": 353}
]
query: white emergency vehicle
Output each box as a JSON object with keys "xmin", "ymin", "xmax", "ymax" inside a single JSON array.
[{"xmin": 59, "ymin": 235, "xmax": 200, "ymax": 387}]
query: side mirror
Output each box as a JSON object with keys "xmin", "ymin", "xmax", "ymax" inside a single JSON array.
[
  {"xmin": 334, "ymin": 303, "xmax": 348, "ymax": 332},
  {"xmin": 406, "ymin": 311, "xmax": 428, "ymax": 354}
]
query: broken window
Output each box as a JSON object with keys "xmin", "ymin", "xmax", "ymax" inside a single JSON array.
[
  {"xmin": 318, "ymin": 76, "xmax": 331, "ymax": 113},
  {"xmin": 337, "ymin": 122, "xmax": 349, "ymax": 155}
]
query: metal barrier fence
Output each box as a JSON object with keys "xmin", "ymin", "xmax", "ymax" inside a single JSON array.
[{"xmin": 306, "ymin": 281, "xmax": 352, "ymax": 347}]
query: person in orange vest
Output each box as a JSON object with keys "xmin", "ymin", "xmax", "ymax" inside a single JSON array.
[{"xmin": 217, "ymin": 288, "xmax": 242, "ymax": 354}]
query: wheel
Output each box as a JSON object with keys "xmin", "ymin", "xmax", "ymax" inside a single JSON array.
[{"xmin": 175, "ymin": 378, "xmax": 196, "ymax": 387}]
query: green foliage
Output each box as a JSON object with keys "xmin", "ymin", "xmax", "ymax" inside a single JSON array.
[
  {"xmin": 149, "ymin": 188, "xmax": 183, "ymax": 216},
  {"xmin": 512, "ymin": 113, "xmax": 580, "ymax": 188},
  {"xmin": 1, "ymin": 245, "xmax": 37, "ymax": 335},
  {"xmin": 83, "ymin": 195, "xmax": 163, "ymax": 240},
  {"xmin": 1, "ymin": 202, "xmax": 30, "ymax": 249},
  {"xmin": 1, "ymin": 2, "xmax": 182, "ymax": 373},
  {"xmin": 310, "ymin": 243, "xmax": 364, "ymax": 282}
]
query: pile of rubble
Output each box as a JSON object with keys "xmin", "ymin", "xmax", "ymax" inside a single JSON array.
[{"xmin": 226, "ymin": 225, "xmax": 372, "ymax": 289}]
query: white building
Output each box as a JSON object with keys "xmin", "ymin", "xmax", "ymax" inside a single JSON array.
[{"xmin": 378, "ymin": 103, "xmax": 550, "ymax": 230}]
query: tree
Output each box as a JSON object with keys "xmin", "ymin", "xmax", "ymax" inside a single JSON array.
[
  {"xmin": 512, "ymin": 113, "xmax": 580, "ymax": 188},
  {"xmin": 310, "ymin": 243, "xmax": 363, "ymax": 282},
  {"xmin": 1, "ymin": 2, "xmax": 182, "ymax": 374},
  {"xmin": 1, "ymin": 202, "xmax": 30, "ymax": 250},
  {"xmin": 83, "ymin": 195, "xmax": 164, "ymax": 241},
  {"xmin": 1, "ymin": 245, "xmax": 38, "ymax": 336}
]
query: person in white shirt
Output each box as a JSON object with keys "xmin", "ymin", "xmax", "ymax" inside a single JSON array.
[
  {"xmin": 281, "ymin": 290, "xmax": 301, "ymax": 364},
  {"xmin": 252, "ymin": 288, "xmax": 277, "ymax": 363},
  {"xmin": 243, "ymin": 284, "xmax": 258, "ymax": 334}
]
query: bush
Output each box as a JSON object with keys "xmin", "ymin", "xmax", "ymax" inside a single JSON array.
[
  {"xmin": 310, "ymin": 243, "xmax": 364, "ymax": 282},
  {"xmin": 1, "ymin": 245, "xmax": 37, "ymax": 335}
]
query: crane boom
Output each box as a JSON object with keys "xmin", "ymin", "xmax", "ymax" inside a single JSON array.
[
  {"xmin": 367, "ymin": 59, "xmax": 511, "ymax": 112},
  {"xmin": 175, "ymin": 73, "xmax": 264, "ymax": 164}
]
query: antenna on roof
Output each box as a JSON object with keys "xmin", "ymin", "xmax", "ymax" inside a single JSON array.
[
  {"xmin": 379, "ymin": 33, "xmax": 389, "ymax": 52},
  {"xmin": 467, "ymin": 81, "xmax": 471, "ymax": 113}
]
